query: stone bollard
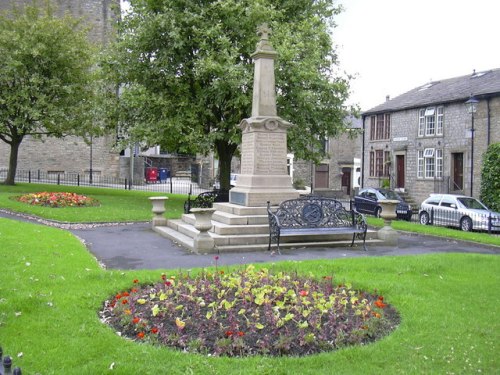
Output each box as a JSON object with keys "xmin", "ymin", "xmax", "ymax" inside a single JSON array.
[
  {"xmin": 191, "ymin": 208, "xmax": 216, "ymax": 253},
  {"xmin": 149, "ymin": 196, "xmax": 169, "ymax": 227},
  {"xmin": 377, "ymin": 199, "xmax": 399, "ymax": 245}
]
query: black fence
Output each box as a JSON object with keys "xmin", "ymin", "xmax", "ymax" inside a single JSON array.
[{"xmin": 0, "ymin": 169, "xmax": 209, "ymax": 196}]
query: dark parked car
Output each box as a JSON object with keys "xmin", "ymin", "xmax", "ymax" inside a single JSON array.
[
  {"xmin": 354, "ymin": 187, "xmax": 413, "ymax": 220},
  {"xmin": 419, "ymin": 193, "xmax": 500, "ymax": 232}
]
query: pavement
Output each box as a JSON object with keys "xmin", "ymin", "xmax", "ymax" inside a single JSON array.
[{"xmin": 1, "ymin": 210, "xmax": 499, "ymax": 270}]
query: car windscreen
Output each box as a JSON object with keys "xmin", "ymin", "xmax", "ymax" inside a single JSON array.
[{"xmin": 457, "ymin": 198, "xmax": 487, "ymax": 210}]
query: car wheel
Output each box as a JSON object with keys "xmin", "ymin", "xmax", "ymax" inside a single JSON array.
[
  {"xmin": 460, "ymin": 217, "xmax": 473, "ymax": 232},
  {"xmin": 419, "ymin": 211, "xmax": 430, "ymax": 225},
  {"xmin": 375, "ymin": 207, "xmax": 382, "ymax": 218}
]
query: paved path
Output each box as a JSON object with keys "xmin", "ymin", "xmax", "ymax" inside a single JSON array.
[{"xmin": 1, "ymin": 210, "xmax": 498, "ymax": 270}]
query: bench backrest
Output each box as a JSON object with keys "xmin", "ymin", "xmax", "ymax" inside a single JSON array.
[{"xmin": 271, "ymin": 197, "xmax": 355, "ymax": 229}]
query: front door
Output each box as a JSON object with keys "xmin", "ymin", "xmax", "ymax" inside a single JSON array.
[
  {"xmin": 396, "ymin": 155, "xmax": 405, "ymax": 188},
  {"xmin": 341, "ymin": 167, "xmax": 351, "ymax": 195},
  {"xmin": 452, "ymin": 153, "xmax": 464, "ymax": 191},
  {"xmin": 314, "ymin": 164, "xmax": 329, "ymax": 189}
]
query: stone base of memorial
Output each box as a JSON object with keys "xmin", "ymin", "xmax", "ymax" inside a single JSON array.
[{"xmin": 377, "ymin": 199, "xmax": 399, "ymax": 245}]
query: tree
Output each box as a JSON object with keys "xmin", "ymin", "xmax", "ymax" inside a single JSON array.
[
  {"xmin": 103, "ymin": 0, "xmax": 356, "ymax": 191},
  {"xmin": 480, "ymin": 142, "xmax": 500, "ymax": 212},
  {"xmin": 0, "ymin": 2, "xmax": 99, "ymax": 185}
]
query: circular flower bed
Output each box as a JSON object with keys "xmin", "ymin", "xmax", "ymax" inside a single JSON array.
[
  {"xmin": 101, "ymin": 265, "xmax": 399, "ymax": 357},
  {"xmin": 15, "ymin": 192, "xmax": 99, "ymax": 208}
]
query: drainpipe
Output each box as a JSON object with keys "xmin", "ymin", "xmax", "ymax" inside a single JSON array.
[
  {"xmin": 487, "ymin": 98, "xmax": 491, "ymax": 146},
  {"xmin": 361, "ymin": 115, "xmax": 366, "ymax": 188}
]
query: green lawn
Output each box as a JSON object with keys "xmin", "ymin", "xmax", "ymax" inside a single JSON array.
[
  {"xmin": 0, "ymin": 218, "xmax": 498, "ymax": 374},
  {"xmin": 0, "ymin": 183, "xmax": 186, "ymax": 222}
]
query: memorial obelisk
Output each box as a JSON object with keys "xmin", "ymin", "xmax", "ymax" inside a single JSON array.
[{"xmin": 229, "ymin": 24, "xmax": 299, "ymax": 207}]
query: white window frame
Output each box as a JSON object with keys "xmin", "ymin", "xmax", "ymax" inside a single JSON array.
[
  {"xmin": 417, "ymin": 149, "xmax": 443, "ymax": 179},
  {"xmin": 418, "ymin": 106, "xmax": 444, "ymax": 137}
]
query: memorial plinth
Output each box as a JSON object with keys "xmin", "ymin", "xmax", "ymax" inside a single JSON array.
[{"xmin": 229, "ymin": 23, "xmax": 298, "ymax": 207}]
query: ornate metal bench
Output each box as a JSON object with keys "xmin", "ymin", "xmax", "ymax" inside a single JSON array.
[
  {"xmin": 267, "ymin": 196, "xmax": 367, "ymax": 254},
  {"xmin": 184, "ymin": 189, "xmax": 229, "ymax": 214}
]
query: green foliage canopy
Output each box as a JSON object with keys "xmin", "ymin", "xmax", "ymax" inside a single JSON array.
[
  {"xmin": 103, "ymin": 0, "xmax": 356, "ymax": 190},
  {"xmin": 480, "ymin": 142, "xmax": 500, "ymax": 211},
  {"xmin": 0, "ymin": 3, "xmax": 98, "ymax": 184}
]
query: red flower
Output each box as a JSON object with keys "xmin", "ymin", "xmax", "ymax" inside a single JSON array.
[
  {"xmin": 133, "ymin": 279, "xmax": 139, "ymax": 283},
  {"xmin": 225, "ymin": 330, "xmax": 233, "ymax": 337},
  {"xmin": 115, "ymin": 293, "xmax": 122, "ymax": 299},
  {"xmin": 374, "ymin": 300, "xmax": 386, "ymax": 309},
  {"xmin": 237, "ymin": 331, "xmax": 245, "ymax": 337},
  {"xmin": 151, "ymin": 327, "xmax": 159, "ymax": 334},
  {"xmin": 131, "ymin": 288, "xmax": 138, "ymax": 293},
  {"xmin": 165, "ymin": 281, "xmax": 172, "ymax": 287},
  {"xmin": 137, "ymin": 332, "xmax": 145, "ymax": 339},
  {"xmin": 378, "ymin": 296, "xmax": 384, "ymax": 301},
  {"xmin": 121, "ymin": 299, "xmax": 128, "ymax": 305},
  {"xmin": 132, "ymin": 317, "xmax": 140, "ymax": 324},
  {"xmin": 299, "ymin": 290, "xmax": 309, "ymax": 297},
  {"xmin": 122, "ymin": 291, "xmax": 130, "ymax": 297}
]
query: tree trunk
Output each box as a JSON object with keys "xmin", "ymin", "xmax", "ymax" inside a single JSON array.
[
  {"xmin": 215, "ymin": 140, "xmax": 237, "ymax": 192},
  {"xmin": 4, "ymin": 139, "xmax": 21, "ymax": 185}
]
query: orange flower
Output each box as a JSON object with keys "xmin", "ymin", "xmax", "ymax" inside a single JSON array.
[
  {"xmin": 137, "ymin": 332, "xmax": 145, "ymax": 339},
  {"xmin": 151, "ymin": 327, "xmax": 159, "ymax": 334},
  {"xmin": 132, "ymin": 317, "xmax": 140, "ymax": 324},
  {"xmin": 133, "ymin": 279, "xmax": 139, "ymax": 283},
  {"xmin": 299, "ymin": 290, "xmax": 309, "ymax": 297},
  {"xmin": 121, "ymin": 299, "xmax": 128, "ymax": 305},
  {"xmin": 374, "ymin": 300, "xmax": 386, "ymax": 309},
  {"xmin": 237, "ymin": 331, "xmax": 245, "ymax": 337}
]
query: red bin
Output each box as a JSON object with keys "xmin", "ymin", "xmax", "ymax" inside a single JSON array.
[{"xmin": 145, "ymin": 167, "xmax": 158, "ymax": 183}]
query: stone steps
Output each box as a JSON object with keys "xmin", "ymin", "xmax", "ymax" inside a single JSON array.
[{"xmin": 153, "ymin": 201, "xmax": 380, "ymax": 253}]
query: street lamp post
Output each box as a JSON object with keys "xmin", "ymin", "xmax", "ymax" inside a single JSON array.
[{"xmin": 465, "ymin": 95, "xmax": 479, "ymax": 197}]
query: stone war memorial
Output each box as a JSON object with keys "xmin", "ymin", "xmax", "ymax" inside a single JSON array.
[
  {"xmin": 229, "ymin": 23, "xmax": 299, "ymax": 207},
  {"xmin": 154, "ymin": 24, "xmax": 375, "ymax": 253}
]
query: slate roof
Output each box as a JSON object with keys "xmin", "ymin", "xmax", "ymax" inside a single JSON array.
[{"xmin": 363, "ymin": 68, "xmax": 500, "ymax": 115}]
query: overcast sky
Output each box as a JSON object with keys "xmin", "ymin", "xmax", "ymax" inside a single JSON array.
[{"xmin": 334, "ymin": 0, "xmax": 500, "ymax": 111}]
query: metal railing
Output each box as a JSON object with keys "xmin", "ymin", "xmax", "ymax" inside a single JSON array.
[
  {"xmin": 415, "ymin": 206, "xmax": 499, "ymax": 234},
  {"xmin": 0, "ymin": 169, "xmax": 210, "ymax": 196}
]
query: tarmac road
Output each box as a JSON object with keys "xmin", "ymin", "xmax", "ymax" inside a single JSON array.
[{"xmin": 2, "ymin": 209, "xmax": 498, "ymax": 271}]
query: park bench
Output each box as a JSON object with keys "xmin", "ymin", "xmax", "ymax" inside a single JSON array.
[
  {"xmin": 267, "ymin": 196, "xmax": 367, "ymax": 254},
  {"xmin": 183, "ymin": 189, "xmax": 229, "ymax": 214}
]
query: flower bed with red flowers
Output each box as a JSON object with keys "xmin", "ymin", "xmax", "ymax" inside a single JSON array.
[
  {"xmin": 15, "ymin": 192, "xmax": 100, "ymax": 208},
  {"xmin": 101, "ymin": 264, "xmax": 400, "ymax": 357}
]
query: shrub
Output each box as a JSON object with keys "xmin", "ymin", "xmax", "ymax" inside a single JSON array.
[
  {"xmin": 101, "ymin": 265, "xmax": 399, "ymax": 357},
  {"xmin": 480, "ymin": 142, "xmax": 500, "ymax": 211}
]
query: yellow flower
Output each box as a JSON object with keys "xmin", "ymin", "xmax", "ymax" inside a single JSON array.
[{"xmin": 175, "ymin": 317, "xmax": 186, "ymax": 329}]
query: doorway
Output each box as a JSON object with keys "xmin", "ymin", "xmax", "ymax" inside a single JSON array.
[
  {"xmin": 341, "ymin": 167, "xmax": 352, "ymax": 195},
  {"xmin": 396, "ymin": 155, "xmax": 405, "ymax": 188},
  {"xmin": 452, "ymin": 153, "xmax": 464, "ymax": 191},
  {"xmin": 314, "ymin": 164, "xmax": 329, "ymax": 189}
]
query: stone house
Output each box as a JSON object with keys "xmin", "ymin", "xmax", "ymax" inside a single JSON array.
[
  {"xmin": 361, "ymin": 68, "xmax": 500, "ymax": 204},
  {"xmin": 292, "ymin": 117, "xmax": 362, "ymax": 197}
]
